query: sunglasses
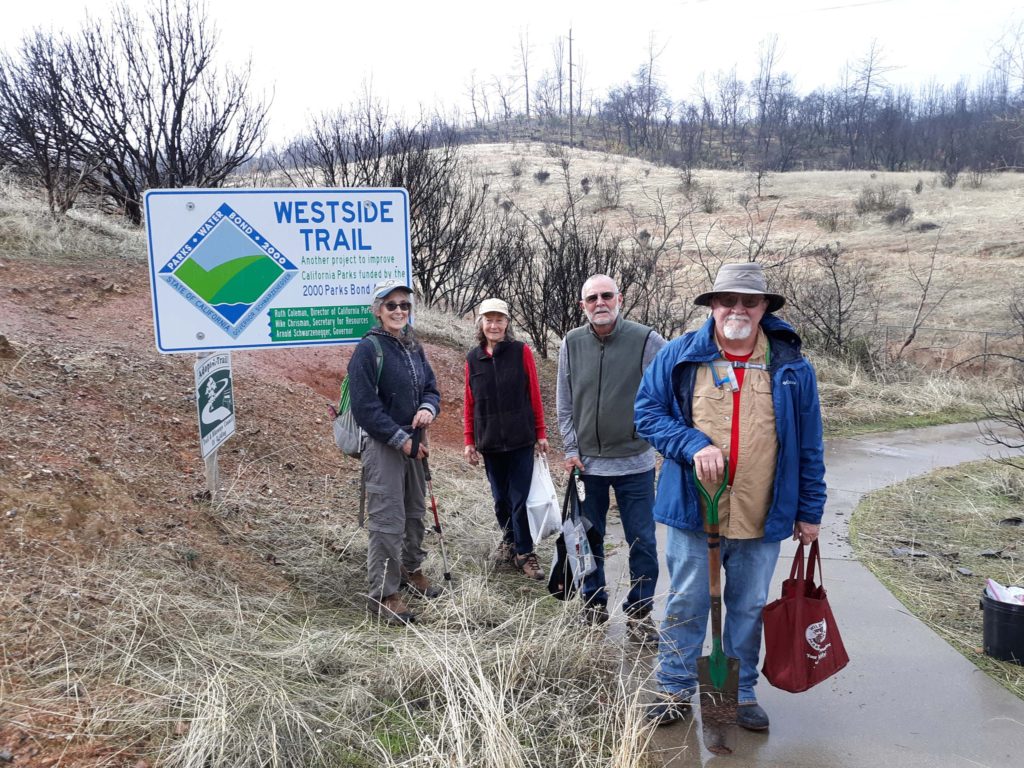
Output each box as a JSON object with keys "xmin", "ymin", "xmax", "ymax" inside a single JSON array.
[
  {"xmin": 584, "ymin": 291, "xmax": 617, "ymax": 304},
  {"xmin": 715, "ymin": 294, "xmax": 764, "ymax": 309},
  {"xmin": 383, "ymin": 301, "xmax": 412, "ymax": 311}
]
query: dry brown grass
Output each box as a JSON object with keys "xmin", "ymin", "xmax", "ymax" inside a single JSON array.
[
  {"xmin": 850, "ymin": 461, "xmax": 1024, "ymax": 699},
  {"xmin": 0, "ymin": 469, "xmax": 664, "ymax": 767},
  {"xmin": 3, "ymin": 148, "xmax": 1024, "ymax": 765},
  {"xmin": 461, "ymin": 142, "xmax": 1024, "ymax": 336}
]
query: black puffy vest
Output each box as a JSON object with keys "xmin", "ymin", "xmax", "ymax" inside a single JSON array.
[{"xmin": 466, "ymin": 340, "xmax": 537, "ymax": 453}]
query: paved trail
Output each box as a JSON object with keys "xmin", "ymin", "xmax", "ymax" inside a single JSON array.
[{"xmin": 601, "ymin": 422, "xmax": 1024, "ymax": 767}]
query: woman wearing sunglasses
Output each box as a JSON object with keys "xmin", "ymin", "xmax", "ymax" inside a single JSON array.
[
  {"xmin": 463, "ymin": 298, "xmax": 549, "ymax": 580},
  {"xmin": 349, "ymin": 279, "xmax": 442, "ymax": 625}
]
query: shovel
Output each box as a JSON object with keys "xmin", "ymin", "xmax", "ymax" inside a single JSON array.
[{"xmin": 695, "ymin": 461, "xmax": 739, "ymax": 755}]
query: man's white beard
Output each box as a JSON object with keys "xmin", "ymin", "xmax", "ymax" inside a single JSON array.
[
  {"xmin": 722, "ymin": 316, "xmax": 752, "ymax": 340},
  {"xmin": 586, "ymin": 303, "xmax": 620, "ymax": 326}
]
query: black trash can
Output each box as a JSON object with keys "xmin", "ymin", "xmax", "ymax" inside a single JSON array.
[{"xmin": 980, "ymin": 589, "xmax": 1024, "ymax": 664}]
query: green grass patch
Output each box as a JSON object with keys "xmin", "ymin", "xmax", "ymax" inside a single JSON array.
[
  {"xmin": 850, "ymin": 460, "xmax": 1024, "ymax": 700},
  {"xmin": 826, "ymin": 405, "xmax": 985, "ymax": 438}
]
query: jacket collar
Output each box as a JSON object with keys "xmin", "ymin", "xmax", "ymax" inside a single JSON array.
[
  {"xmin": 683, "ymin": 314, "xmax": 802, "ymax": 366},
  {"xmin": 473, "ymin": 339, "xmax": 514, "ymax": 360}
]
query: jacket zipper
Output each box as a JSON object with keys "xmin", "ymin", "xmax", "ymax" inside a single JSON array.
[
  {"xmin": 489, "ymin": 349, "xmax": 507, "ymax": 451},
  {"xmin": 595, "ymin": 341, "xmax": 605, "ymax": 455}
]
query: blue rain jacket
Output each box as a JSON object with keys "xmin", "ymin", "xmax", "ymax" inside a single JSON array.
[{"xmin": 634, "ymin": 314, "xmax": 826, "ymax": 542}]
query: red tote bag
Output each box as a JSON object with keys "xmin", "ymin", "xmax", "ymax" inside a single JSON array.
[{"xmin": 762, "ymin": 540, "xmax": 849, "ymax": 693}]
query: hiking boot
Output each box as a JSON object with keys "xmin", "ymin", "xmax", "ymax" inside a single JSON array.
[
  {"xmin": 493, "ymin": 540, "xmax": 515, "ymax": 567},
  {"xmin": 736, "ymin": 702, "xmax": 770, "ymax": 731},
  {"xmin": 625, "ymin": 609, "xmax": 659, "ymax": 646},
  {"xmin": 371, "ymin": 593, "xmax": 415, "ymax": 626},
  {"xmin": 581, "ymin": 601, "xmax": 609, "ymax": 626},
  {"xmin": 646, "ymin": 692, "xmax": 693, "ymax": 726},
  {"xmin": 401, "ymin": 568, "xmax": 442, "ymax": 598},
  {"xmin": 514, "ymin": 552, "xmax": 545, "ymax": 581}
]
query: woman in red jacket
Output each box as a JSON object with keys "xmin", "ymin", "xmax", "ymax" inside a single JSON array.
[{"xmin": 463, "ymin": 298, "xmax": 548, "ymax": 580}]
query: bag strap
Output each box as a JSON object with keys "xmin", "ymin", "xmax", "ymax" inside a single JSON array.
[
  {"xmin": 806, "ymin": 539, "xmax": 822, "ymax": 585},
  {"xmin": 338, "ymin": 334, "xmax": 384, "ymax": 410},
  {"xmin": 789, "ymin": 542, "xmax": 807, "ymax": 583},
  {"xmin": 561, "ymin": 473, "xmax": 575, "ymax": 523}
]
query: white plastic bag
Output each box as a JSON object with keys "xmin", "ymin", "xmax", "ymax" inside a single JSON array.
[{"xmin": 526, "ymin": 455, "xmax": 561, "ymax": 542}]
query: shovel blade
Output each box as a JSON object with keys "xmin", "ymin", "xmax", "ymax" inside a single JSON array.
[{"xmin": 698, "ymin": 652, "xmax": 740, "ymax": 752}]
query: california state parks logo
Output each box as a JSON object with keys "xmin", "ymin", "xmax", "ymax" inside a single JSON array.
[
  {"xmin": 158, "ymin": 203, "xmax": 297, "ymax": 339},
  {"xmin": 805, "ymin": 618, "xmax": 832, "ymax": 664}
]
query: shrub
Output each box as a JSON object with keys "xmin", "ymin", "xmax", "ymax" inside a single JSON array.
[
  {"xmin": 533, "ymin": 169, "xmax": 550, "ymax": 184},
  {"xmin": 913, "ymin": 179, "xmax": 924, "ymax": 195},
  {"xmin": 882, "ymin": 204, "xmax": 913, "ymax": 226},
  {"xmin": 538, "ymin": 208, "xmax": 553, "ymax": 227},
  {"xmin": 580, "ymin": 177, "xmax": 591, "ymax": 195},
  {"xmin": 595, "ymin": 172, "xmax": 622, "ymax": 209},
  {"xmin": 679, "ymin": 167, "xmax": 697, "ymax": 198},
  {"xmin": 854, "ymin": 184, "xmax": 899, "ymax": 215},
  {"xmin": 815, "ymin": 206, "xmax": 848, "ymax": 232},
  {"xmin": 699, "ymin": 185, "xmax": 720, "ymax": 214},
  {"xmin": 737, "ymin": 191, "xmax": 752, "ymax": 208},
  {"xmin": 509, "ymin": 158, "xmax": 524, "ymax": 177},
  {"xmin": 940, "ymin": 168, "xmax": 959, "ymax": 189},
  {"xmin": 966, "ymin": 170, "xmax": 986, "ymax": 189}
]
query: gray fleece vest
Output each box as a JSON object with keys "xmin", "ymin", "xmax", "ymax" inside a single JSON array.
[{"xmin": 565, "ymin": 318, "xmax": 653, "ymax": 458}]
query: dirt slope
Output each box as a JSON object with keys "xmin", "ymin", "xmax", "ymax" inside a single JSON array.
[{"xmin": 0, "ymin": 255, "xmax": 480, "ymax": 766}]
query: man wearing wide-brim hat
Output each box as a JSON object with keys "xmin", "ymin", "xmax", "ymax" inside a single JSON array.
[{"xmin": 634, "ymin": 262, "xmax": 826, "ymax": 731}]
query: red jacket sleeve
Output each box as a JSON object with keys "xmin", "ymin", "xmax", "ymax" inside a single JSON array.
[
  {"xmin": 523, "ymin": 344, "xmax": 547, "ymax": 440},
  {"xmin": 463, "ymin": 360, "xmax": 475, "ymax": 446}
]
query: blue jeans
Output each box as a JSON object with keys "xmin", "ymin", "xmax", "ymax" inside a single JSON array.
[
  {"xmin": 657, "ymin": 526, "xmax": 780, "ymax": 704},
  {"xmin": 580, "ymin": 469, "xmax": 658, "ymax": 615},
  {"xmin": 483, "ymin": 445, "xmax": 536, "ymax": 556}
]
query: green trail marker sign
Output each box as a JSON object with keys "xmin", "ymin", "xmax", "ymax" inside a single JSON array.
[
  {"xmin": 195, "ymin": 352, "xmax": 235, "ymax": 458},
  {"xmin": 144, "ymin": 188, "xmax": 411, "ymax": 353}
]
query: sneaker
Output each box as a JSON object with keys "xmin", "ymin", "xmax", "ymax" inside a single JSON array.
[
  {"xmin": 625, "ymin": 610, "xmax": 659, "ymax": 646},
  {"xmin": 493, "ymin": 540, "xmax": 515, "ymax": 567},
  {"xmin": 371, "ymin": 593, "xmax": 415, "ymax": 625},
  {"xmin": 646, "ymin": 692, "xmax": 692, "ymax": 726},
  {"xmin": 736, "ymin": 702, "xmax": 770, "ymax": 731},
  {"xmin": 401, "ymin": 568, "xmax": 442, "ymax": 598},
  {"xmin": 514, "ymin": 552, "xmax": 545, "ymax": 581},
  {"xmin": 581, "ymin": 601, "xmax": 610, "ymax": 626}
]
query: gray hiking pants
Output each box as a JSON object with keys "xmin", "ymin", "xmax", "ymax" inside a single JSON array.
[{"xmin": 363, "ymin": 437, "xmax": 427, "ymax": 601}]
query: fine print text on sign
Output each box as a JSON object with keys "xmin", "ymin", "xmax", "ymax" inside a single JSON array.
[
  {"xmin": 194, "ymin": 352, "xmax": 235, "ymax": 459},
  {"xmin": 144, "ymin": 188, "xmax": 411, "ymax": 353}
]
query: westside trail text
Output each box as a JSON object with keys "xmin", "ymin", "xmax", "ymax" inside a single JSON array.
[{"xmin": 274, "ymin": 199, "xmax": 397, "ymax": 253}]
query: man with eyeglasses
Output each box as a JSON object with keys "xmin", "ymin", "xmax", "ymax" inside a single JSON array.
[
  {"xmin": 556, "ymin": 274, "xmax": 666, "ymax": 643},
  {"xmin": 634, "ymin": 262, "xmax": 826, "ymax": 732}
]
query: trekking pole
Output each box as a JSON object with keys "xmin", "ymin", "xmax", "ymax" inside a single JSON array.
[{"xmin": 422, "ymin": 454, "xmax": 452, "ymax": 583}]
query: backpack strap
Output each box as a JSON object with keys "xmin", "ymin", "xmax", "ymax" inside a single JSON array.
[
  {"xmin": 368, "ymin": 334, "xmax": 383, "ymax": 387},
  {"xmin": 337, "ymin": 334, "xmax": 384, "ymax": 411}
]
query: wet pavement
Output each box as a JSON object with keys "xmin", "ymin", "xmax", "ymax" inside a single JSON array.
[{"xmin": 599, "ymin": 422, "xmax": 1024, "ymax": 767}]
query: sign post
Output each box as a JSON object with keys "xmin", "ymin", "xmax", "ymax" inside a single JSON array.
[
  {"xmin": 194, "ymin": 352, "xmax": 235, "ymax": 496},
  {"xmin": 144, "ymin": 188, "xmax": 412, "ymax": 483}
]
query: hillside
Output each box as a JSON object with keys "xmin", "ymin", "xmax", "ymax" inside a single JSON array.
[{"xmin": 1, "ymin": 146, "xmax": 1021, "ymax": 765}]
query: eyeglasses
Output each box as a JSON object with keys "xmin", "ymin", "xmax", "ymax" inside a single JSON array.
[
  {"xmin": 714, "ymin": 294, "xmax": 764, "ymax": 309},
  {"xmin": 584, "ymin": 291, "xmax": 617, "ymax": 304},
  {"xmin": 383, "ymin": 301, "xmax": 412, "ymax": 312}
]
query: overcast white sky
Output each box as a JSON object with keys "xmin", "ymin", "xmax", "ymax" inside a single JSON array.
[{"xmin": 2, "ymin": 0, "xmax": 1021, "ymax": 142}]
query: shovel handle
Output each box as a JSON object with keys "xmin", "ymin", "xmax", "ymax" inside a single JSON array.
[
  {"xmin": 695, "ymin": 461, "xmax": 729, "ymax": 641},
  {"xmin": 694, "ymin": 459, "xmax": 729, "ymax": 527}
]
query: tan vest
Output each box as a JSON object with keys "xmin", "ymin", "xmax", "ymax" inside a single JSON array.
[{"xmin": 691, "ymin": 329, "xmax": 777, "ymax": 538}]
